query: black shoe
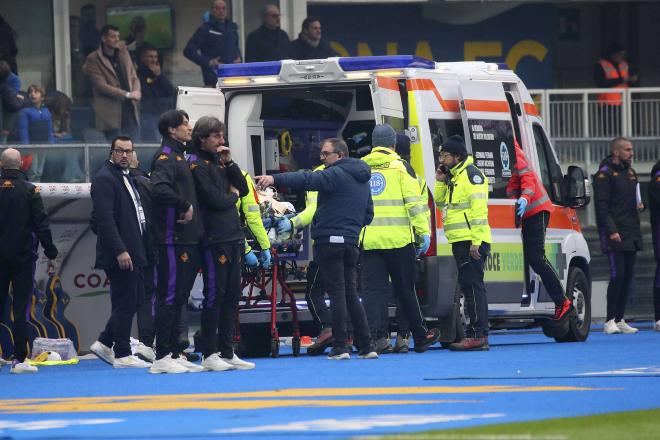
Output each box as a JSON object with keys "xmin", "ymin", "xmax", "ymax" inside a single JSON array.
[
  {"xmin": 374, "ymin": 337, "xmax": 394, "ymax": 354},
  {"xmin": 357, "ymin": 345, "xmax": 378, "ymax": 359},
  {"xmin": 326, "ymin": 346, "xmax": 350, "ymax": 360},
  {"xmin": 307, "ymin": 328, "xmax": 334, "ymax": 356},
  {"xmin": 413, "ymin": 328, "xmax": 441, "ymax": 353}
]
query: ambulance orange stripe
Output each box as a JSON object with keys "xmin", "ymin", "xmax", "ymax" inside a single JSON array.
[
  {"xmin": 407, "ymin": 79, "xmax": 460, "ymax": 113},
  {"xmin": 524, "ymin": 103, "xmax": 540, "ymax": 116},
  {"xmin": 376, "ymin": 75, "xmax": 400, "ymax": 91},
  {"xmin": 463, "ymin": 99, "xmax": 510, "ymax": 113}
]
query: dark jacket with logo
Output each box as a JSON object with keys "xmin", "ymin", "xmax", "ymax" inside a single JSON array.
[
  {"xmin": 150, "ymin": 137, "xmax": 202, "ymax": 246},
  {"xmin": 594, "ymin": 155, "xmax": 642, "ymax": 253},
  {"xmin": 91, "ymin": 160, "xmax": 146, "ymax": 270},
  {"xmin": 649, "ymin": 160, "xmax": 660, "ymax": 260},
  {"xmin": 184, "ymin": 19, "xmax": 241, "ymax": 86},
  {"xmin": 189, "ymin": 149, "xmax": 248, "ymax": 245},
  {"xmin": 274, "ymin": 157, "xmax": 373, "ymax": 246},
  {"xmin": 0, "ymin": 168, "xmax": 57, "ymax": 263}
]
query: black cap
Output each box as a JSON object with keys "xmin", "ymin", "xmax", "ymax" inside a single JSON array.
[
  {"xmin": 441, "ymin": 135, "xmax": 467, "ymax": 155},
  {"xmin": 396, "ymin": 133, "xmax": 411, "ymax": 157}
]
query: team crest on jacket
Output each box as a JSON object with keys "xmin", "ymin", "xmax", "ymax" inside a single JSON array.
[
  {"xmin": 218, "ymin": 255, "xmax": 227, "ymax": 265},
  {"xmin": 369, "ymin": 172, "xmax": 386, "ymax": 196},
  {"xmin": 180, "ymin": 252, "xmax": 189, "ymax": 263},
  {"xmin": 158, "ymin": 154, "xmax": 168, "ymax": 161},
  {"xmin": 471, "ymin": 174, "xmax": 483, "ymax": 184},
  {"xmin": 1, "ymin": 180, "xmax": 13, "ymax": 188}
]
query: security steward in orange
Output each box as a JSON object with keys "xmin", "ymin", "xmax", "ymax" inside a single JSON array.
[{"xmin": 506, "ymin": 141, "xmax": 572, "ymax": 321}]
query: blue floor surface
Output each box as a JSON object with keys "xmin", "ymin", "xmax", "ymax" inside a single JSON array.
[{"xmin": 1, "ymin": 325, "xmax": 659, "ymax": 439}]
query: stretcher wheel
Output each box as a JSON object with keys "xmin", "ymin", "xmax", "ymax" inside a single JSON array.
[
  {"xmin": 292, "ymin": 337, "xmax": 301, "ymax": 357},
  {"xmin": 270, "ymin": 339, "xmax": 279, "ymax": 358}
]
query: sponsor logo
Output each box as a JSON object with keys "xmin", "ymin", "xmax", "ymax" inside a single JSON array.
[
  {"xmin": 218, "ymin": 255, "xmax": 227, "ymax": 265},
  {"xmin": 500, "ymin": 142, "xmax": 511, "ymax": 178},
  {"xmin": 180, "ymin": 252, "xmax": 189, "ymax": 263}
]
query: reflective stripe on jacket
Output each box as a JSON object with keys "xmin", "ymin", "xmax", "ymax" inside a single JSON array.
[
  {"xmin": 238, "ymin": 171, "xmax": 270, "ymax": 252},
  {"xmin": 360, "ymin": 147, "xmax": 430, "ymax": 250},
  {"xmin": 434, "ymin": 156, "xmax": 491, "ymax": 245},
  {"xmin": 505, "ymin": 141, "xmax": 554, "ymax": 218},
  {"xmin": 597, "ymin": 59, "xmax": 629, "ymax": 106},
  {"xmin": 291, "ymin": 165, "xmax": 325, "ymax": 232}
]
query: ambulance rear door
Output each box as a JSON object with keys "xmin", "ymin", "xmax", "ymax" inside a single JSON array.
[
  {"xmin": 369, "ymin": 75, "xmax": 406, "ymax": 130},
  {"xmin": 456, "ymin": 79, "xmax": 528, "ymax": 310},
  {"xmin": 176, "ymin": 86, "xmax": 225, "ymax": 126}
]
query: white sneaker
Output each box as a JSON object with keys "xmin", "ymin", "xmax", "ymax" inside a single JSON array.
[
  {"xmin": 616, "ymin": 319, "xmax": 639, "ymax": 334},
  {"xmin": 135, "ymin": 342, "xmax": 155, "ymax": 363},
  {"xmin": 149, "ymin": 354, "xmax": 188, "ymax": 374},
  {"xmin": 174, "ymin": 355, "xmax": 204, "ymax": 373},
  {"xmin": 113, "ymin": 355, "xmax": 152, "ymax": 369},
  {"xmin": 604, "ymin": 319, "xmax": 622, "ymax": 334},
  {"xmin": 654, "ymin": 320, "xmax": 660, "ymax": 332},
  {"xmin": 90, "ymin": 340, "xmax": 115, "ymax": 365},
  {"xmin": 10, "ymin": 361, "xmax": 38, "ymax": 374},
  {"xmin": 202, "ymin": 353, "xmax": 236, "ymax": 372},
  {"xmin": 223, "ymin": 354, "xmax": 255, "ymax": 370}
]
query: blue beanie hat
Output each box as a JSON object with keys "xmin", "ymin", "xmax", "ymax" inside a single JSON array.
[
  {"xmin": 372, "ymin": 124, "xmax": 397, "ymax": 148},
  {"xmin": 396, "ymin": 133, "xmax": 411, "ymax": 157},
  {"xmin": 441, "ymin": 135, "xmax": 467, "ymax": 155}
]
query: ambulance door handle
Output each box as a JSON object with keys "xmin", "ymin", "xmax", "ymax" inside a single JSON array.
[{"xmin": 460, "ymin": 100, "xmax": 465, "ymax": 110}]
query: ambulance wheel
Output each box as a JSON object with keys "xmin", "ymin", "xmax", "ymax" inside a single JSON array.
[
  {"xmin": 270, "ymin": 339, "xmax": 280, "ymax": 358},
  {"xmin": 292, "ymin": 337, "xmax": 301, "ymax": 357},
  {"xmin": 556, "ymin": 267, "xmax": 591, "ymax": 343}
]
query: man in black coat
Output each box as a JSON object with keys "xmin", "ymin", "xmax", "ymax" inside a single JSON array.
[
  {"xmin": 649, "ymin": 159, "xmax": 660, "ymax": 332},
  {"xmin": 0, "ymin": 148, "xmax": 57, "ymax": 374},
  {"xmin": 594, "ymin": 137, "xmax": 643, "ymax": 335},
  {"xmin": 136, "ymin": 45, "xmax": 174, "ymax": 142},
  {"xmin": 291, "ymin": 17, "xmax": 337, "ymax": 60},
  {"xmin": 245, "ymin": 5, "xmax": 291, "ymax": 62},
  {"xmin": 89, "ymin": 136, "xmax": 151, "ymax": 369}
]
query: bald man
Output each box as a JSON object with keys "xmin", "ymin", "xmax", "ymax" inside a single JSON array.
[{"xmin": 0, "ymin": 148, "xmax": 58, "ymax": 374}]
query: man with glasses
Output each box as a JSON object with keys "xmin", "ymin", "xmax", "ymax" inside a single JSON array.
[
  {"xmin": 255, "ymin": 138, "xmax": 378, "ymax": 360},
  {"xmin": 245, "ymin": 4, "xmax": 292, "ymax": 62},
  {"xmin": 89, "ymin": 136, "xmax": 151, "ymax": 369}
]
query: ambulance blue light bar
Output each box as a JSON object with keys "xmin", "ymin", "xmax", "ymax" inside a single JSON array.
[
  {"xmin": 338, "ymin": 55, "xmax": 435, "ymax": 71},
  {"xmin": 215, "ymin": 61, "xmax": 282, "ymax": 78}
]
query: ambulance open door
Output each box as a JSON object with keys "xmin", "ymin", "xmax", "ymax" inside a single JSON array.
[
  {"xmin": 176, "ymin": 86, "xmax": 225, "ymax": 126},
  {"xmin": 456, "ymin": 79, "xmax": 529, "ymax": 306},
  {"xmin": 370, "ymin": 76, "xmax": 405, "ymax": 130}
]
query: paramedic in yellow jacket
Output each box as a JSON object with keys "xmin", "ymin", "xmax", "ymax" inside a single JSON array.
[
  {"xmin": 360, "ymin": 124, "xmax": 441, "ymax": 354},
  {"xmin": 435, "ymin": 135, "xmax": 491, "ymax": 351},
  {"xmin": 276, "ymin": 164, "xmax": 334, "ymax": 355},
  {"xmin": 238, "ymin": 170, "xmax": 271, "ymax": 267}
]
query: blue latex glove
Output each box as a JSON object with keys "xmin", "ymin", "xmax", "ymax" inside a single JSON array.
[
  {"xmin": 276, "ymin": 217, "xmax": 293, "ymax": 235},
  {"xmin": 516, "ymin": 197, "xmax": 529, "ymax": 217},
  {"xmin": 244, "ymin": 250, "xmax": 258, "ymax": 267},
  {"xmin": 260, "ymin": 249, "xmax": 272, "ymax": 267},
  {"xmin": 416, "ymin": 234, "xmax": 431, "ymax": 256}
]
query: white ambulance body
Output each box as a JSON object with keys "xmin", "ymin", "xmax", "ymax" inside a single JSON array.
[{"xmin": 177, "ymin": 55, "xmax": 592, "ymax": 343}]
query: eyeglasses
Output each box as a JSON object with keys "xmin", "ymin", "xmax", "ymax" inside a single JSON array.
[
  {"xmin": 113, "ymin": 148, "xmax": 134, "ymax": 156},
  {"xmin": 320, "ymin": 151, "xmax": 339, "ymax": 158},
  {"xmin": 439, "ymin": 151, "xmax": 452, "ymax": 158}
]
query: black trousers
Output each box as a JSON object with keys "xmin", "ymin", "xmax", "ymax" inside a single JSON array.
[
  {"xmin": 522, "ymin": 210, "xmax": 565, "ymax": 305},
  {"xmin": 654, "ymin": 260, "xmax": 660, "ymax": 321},
  {"xmin": 452, "ymin": 241, "xmax": 490, "ymax": 338},
  {"xmin": 306, "ymin": 259, "xmax": 332, "ymax": 330},
  {"xmin": 136, "ymin": 263, "xmax": 156, "ymax": 346},
  {"xmin": 606, "ymin": 251, "xmax": 636, "ymax": 321},
  {"xmin": 361, "ymin": 244, "xmax": 427, "ymax": 341},
  {"xmin": 315, "ymin": 243, "xmax": 371, "ymax": 350},
  {"xmin": 0, "ymin": 258, "xmax": 33, "ymax": 362},
  {"xmin": 98, "ymin": 266, "xmax": 143, "ymax": 358},
  {"xmin": 154, "ymin": 245, "xmax": 200, "ymax": 360},
  {"xmin": 200, "ymin": 241, "xmax": 242, "ymax": 359}
]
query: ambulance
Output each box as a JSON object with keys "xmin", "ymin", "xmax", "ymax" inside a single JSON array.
[{"xmin": 177, "ymin": 55, "xmax": 592, "ymax": 345}]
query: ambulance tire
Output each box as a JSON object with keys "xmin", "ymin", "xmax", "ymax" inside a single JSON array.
[
  {"xmin": 556, "ymin": 267, "xmax": 591, "ymax": 343},
  {"xmin": 440, "ymin": 288, "xmax": 465, "ymax": 349}
]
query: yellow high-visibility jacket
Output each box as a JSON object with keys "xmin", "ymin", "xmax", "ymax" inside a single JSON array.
[
  {"xmin": 238, "ymin": 170, "xmax": 271, "ymax": 253},
  {"xmin": 360, "ymin": 147, "xmax": 430, "ymax": 250},
  {"xmin": 434, "ymin": 156, "xmax": 491, "ymax": 245},
  {"xmin": 290, "ymin": 165, "xmax": 325, "ymax": 232}
]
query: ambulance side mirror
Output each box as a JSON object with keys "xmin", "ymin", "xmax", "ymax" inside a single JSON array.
[{"xmin": 564, "ymin": 166, "xmax": 590, "ymax": 208}]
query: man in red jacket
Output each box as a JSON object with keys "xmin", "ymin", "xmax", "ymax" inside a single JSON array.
[{"xmin": 506, "ymin": 141, "xmax": 571, "ymax": 320}]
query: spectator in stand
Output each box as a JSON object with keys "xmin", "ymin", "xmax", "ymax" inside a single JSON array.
[
  {"xmin": 79, "ymin": 4, "xmax": 100, "ymax": 57},
  {"xmin": 137, "ymin": 44, "xmax": 174, "ymax": 142},
  {"xmin": 124, "ymin": 16, "xmax": 147, "ymax": 62},
  {"xmin": 0, "ymin": 59, "xmax": 25, "ymax": 141},
  {"xmin": 245, "ymin": 5, "xmax": 291, "ymax": 63},
  {"xmin": 15, "ymin": 85, "xmax": 52, "ymax": 183},
  {"xmin": 291, "ymin": 17, "xmax": 337, "ymax": 60},
  {"xmin": 83, "ymin": 25, "xmax": 141, "ymax": 142},
  {"xmin": 0, "ymin": 14, "xmax": 18, "ymax": 74},
  {"xmin": 47, "ymin": 91, "xmax": 74, "ymax": 142},
  {"xmin": 184, "ymin": 0, "xmax": 241, "ymax": 87}
]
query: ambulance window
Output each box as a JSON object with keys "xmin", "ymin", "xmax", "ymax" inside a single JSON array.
[
  {"xmin": 355, "ymin": 85, "xmax": 374, "ymax": 111},
  {"xmin": 532, "ymin": 123, "xmax": 563, "ymax": 203},
  {"xmin": 383, "ymin": 115, "xmax": 404, "ymax": 131},
  {"xmin": 466, "ymin": 119, "xmax": 517, "ymax": 199}
]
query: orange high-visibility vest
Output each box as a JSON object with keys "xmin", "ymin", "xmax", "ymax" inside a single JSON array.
[
  {"xmin": 597, "ymin": 59, "xmax": 629, "ymax": 106},
  {"xmin": 505, "ymin": 141, "xmax": 554, "ymax": 218}
]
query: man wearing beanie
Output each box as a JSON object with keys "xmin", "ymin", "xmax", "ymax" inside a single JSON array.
[
  {"xmin": 435, "ymin": 134, "xmax": 492, "ymax": 351},
  {"xmin": 360, "ymin": 124, "xmax": 441, "ymax": 354}
]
